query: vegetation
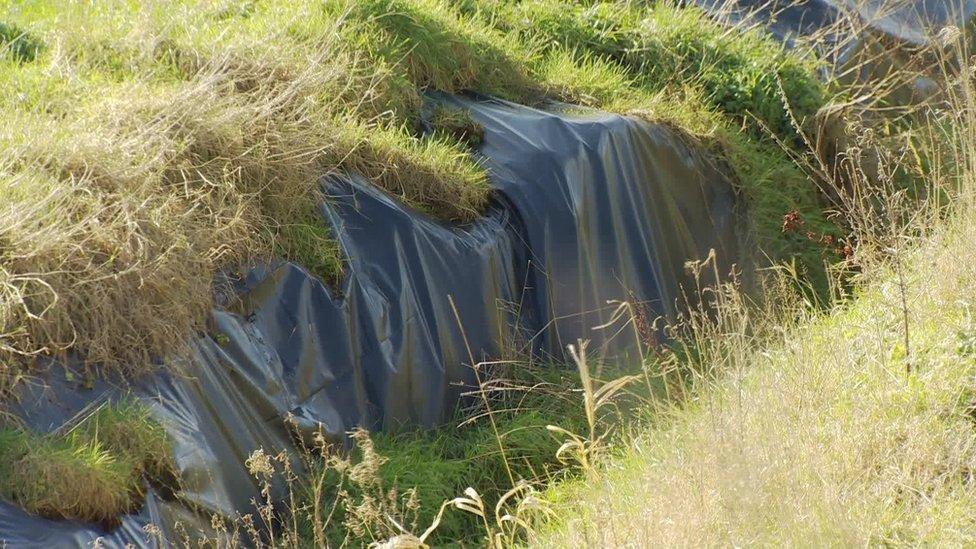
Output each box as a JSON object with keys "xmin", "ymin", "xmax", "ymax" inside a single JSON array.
[
  {"xmin": 0, "ymin": 0, "xmax": 833, "ymax": 395},
  {"xmin": 539, "ymin": 213, "xmax": 976, "ymax": 545},
  {"xmin": 183, "ymin": 4, "xmax": 976, "ymax": 548},
  {"xmin": 0, "ymin": 22, "xmax": 43, "ymax": 63},
  {"xmin": 6, "ymin": 0, "xmax": 958, "ymax": 545},
  {"xmin": 468, "ymin": 0, "xmax": 826, "ymax": 143},
  {"xmin": 317, "ymin": 364, "xmax": 600, "ymax": 546},
  {"xmin": 0, "ymin": 399, "xmax": 174, "ymax": 524},
  {"xmin": 204, "ymin": 357, "xmax": 637, "ymax": 547},
  {"xmin": 428, "ymin": 104, "xmax": 485, "ymax": 149}
]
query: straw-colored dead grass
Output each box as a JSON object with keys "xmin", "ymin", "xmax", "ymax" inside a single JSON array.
[
  {"xmin": 538, "ymin": 212, "xmax": 976, "ymax": 545},
  {"xmin": 0, "ymin": 23, "xmax": 488, "ymax": 390}
]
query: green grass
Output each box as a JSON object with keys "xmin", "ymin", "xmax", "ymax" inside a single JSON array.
[
  {"xmin": 276, "ymin": 209, "xmax": 345, "ymax": 286},
  {"xmin": 296, "ymin": 364, "xmax": 598, "ymax": 546},
  {"xmin": 428, "ymin": 104, "xmax": 485, "ymax": 149},
  {"xmin": 0, "ymin": 21, "xmax": 44, "ymax": 63},
  {"xmin": 0, "ymin": 399, "xmax": 174, "ymax": 524},
  {"xmin": 74, "ymin": 400, "xmax": 177, "ymax": 486},
  {"xmin": 468, "ymin": 0, "xmax": 826, "ymax": 143},
  {"xmin": 0, "ymin": 428, "xmax": 137, "ymax": 524}
]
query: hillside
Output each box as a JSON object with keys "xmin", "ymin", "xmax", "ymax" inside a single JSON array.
[
  {"xmin": 1, "ymin": 0, "xmax": 968, "ymax": 547},
  {"xmin": 540, "ymin": 195, "xmax": 976, "ymax": 545}
]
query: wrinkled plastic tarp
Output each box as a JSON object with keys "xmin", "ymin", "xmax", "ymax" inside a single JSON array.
[
  {"xmin": 692, "ymin": 0, "xmax": 976, "ymax": 50},
  {"xmin": 0, "ymin": 96, "xmax": 739, "ymax": 547}
]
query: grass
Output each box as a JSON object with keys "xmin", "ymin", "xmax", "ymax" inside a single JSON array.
[
  {"xmin": 0, "ymin": 1, "xmax": 954, "ymax": 545},
  {"xmin": 310, "ymin": 364, "xmax": 595, "ymax": 546},
  {"xmin": 0, "ymin": 0, "xmax": 837, "ymax": 394},
  {"xmin": 0, "ymin": 428, "xmax": 137, "ymax": 525},
  {"xmin": 476, "ymin": 0, "xmax": 826, "ymax": 144},
  {"xmin": 0, "ymin": 22, "xmax": 43, "ymax": 63},
  {"xmin": 0, "ymin": 399, "xmax": 174, "ymax": 525},
  {"xmin": 428, "ymin": 104, "xmax": 485, "ymax": 149},
  {"xmin": 537, "ymin": 209, "xmax": 976, "ymax": 545},
  {"xmin": 74, "ymin": 400, "xmax": 177, "ymax": 486},
  {"xmin": 198, "ymin": 359, "xmax": 639, "ymax": 547}
]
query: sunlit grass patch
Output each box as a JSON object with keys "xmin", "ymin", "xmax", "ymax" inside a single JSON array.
[
  {"xmin": 0, "ymin": 399, "xmax": 174, "ymax": 525},
  {"xmin": 0, "ymin": 429, "xmax": 137, "ymax": 524}
]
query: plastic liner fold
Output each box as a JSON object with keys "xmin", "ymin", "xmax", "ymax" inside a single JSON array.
[
  {"xmin": 0, "ymin": 96, "xmax": 739, "ymax": 548},
  {"xmin": 693, "ymin": 0, "xmax": 976, "ymax": 46}
]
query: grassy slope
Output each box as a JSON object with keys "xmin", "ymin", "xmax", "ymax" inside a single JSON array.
[
  {"xmin": 537, "ymin": 205, "xmax": 976, "ymax": 545},
  {"xmin": 0, "ymin": 0, "xmax": 834, "ymax": 395}
]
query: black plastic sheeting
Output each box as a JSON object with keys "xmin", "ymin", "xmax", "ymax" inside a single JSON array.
[
  {"xmin": 0, "ymin": 95, "xmax": 740, "ymax": 547},
  {"xmin": 691, "ymin": 0, "xmax": 976, "ymax": 51}
]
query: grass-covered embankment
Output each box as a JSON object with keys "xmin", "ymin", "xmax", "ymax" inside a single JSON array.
[
  {"xmin": 204, "ymin": 7, "xmax": 975, "ymax": 546},
  {"xmin": 0, "ymin": 0, "xmax": 836, "ymax": 395},
  {"xmin": 539, "ymin": 205, "xmax": 976, "ymax": 545},
  {"xmin": 533, "ymin": 32, "xmax": 976, "ymax": 543}
]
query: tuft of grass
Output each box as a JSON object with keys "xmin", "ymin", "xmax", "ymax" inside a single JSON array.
[
  {"xmin": 428, "ymin": 104, "xmax": 485, "ymax": 149},
  {"xmin": 276, "ymin": 360, "xmax": 631, "ymax": 546},
  {"xmin": 0, "ymin": 399, "xmax": 173, "ymax": 525},
  {"xmin": 74, "ymin": 400, "xmax": 177, "ymax": 488},
  {"xmin": 0, "ymin": 429, "xmax": 137, "ymax": 524},
  {"xmin": 0, "ymin": 21, "xmax": 43, "ymax": 63},
  {"xmin": 485, "ymin": 0, "xmax": 826, "ymax": 144}
]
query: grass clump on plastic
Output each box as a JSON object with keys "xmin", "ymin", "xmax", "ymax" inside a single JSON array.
[
  {"xmin": 0, "ymin": 0, "xmax": 833, "ymax": 397},
  {"xmin": 0, "ymin": 399, "xmax": 175, "ymax": 525}
]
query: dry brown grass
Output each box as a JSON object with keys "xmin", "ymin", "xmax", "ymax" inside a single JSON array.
[
  {"xmin": 0, "ymin": 10, "xmax": 490, "ymax": 392},
  {"xmin": 538, "ymin": 210, "xmax": 976, "ymax": 545}
]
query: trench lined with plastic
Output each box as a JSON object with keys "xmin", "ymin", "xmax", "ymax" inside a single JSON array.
[{"xmin": 0, "ymin": 96, "xmax": 739, "ymax": 547}]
